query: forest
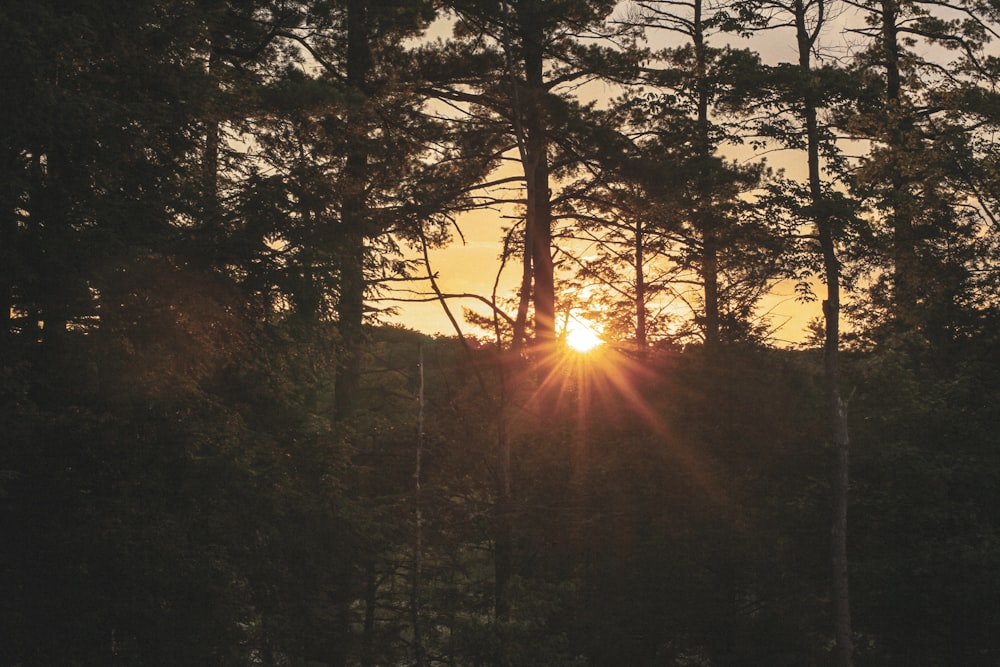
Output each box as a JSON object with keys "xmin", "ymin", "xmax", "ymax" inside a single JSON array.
[{"xmin": 3, "ymin": 0, "xmax": 1000, "ymax": 665}]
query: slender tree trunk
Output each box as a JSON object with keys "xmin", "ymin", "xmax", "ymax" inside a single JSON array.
[
  {"xmin": 493, "ymin": 361, "xmax": 514, "ymax": 667},
  {"xmin": 512, "ymin": 219, "xmax": 533, "ymax": 351},
  {"xmin": 634, "ymin": 218, "xmax": 648, "ymax": 351},
  {"xmin": 493, "ymin": 9, "xmax": 558, "ymax": 662},
  {"xmin": 331, "ymin": 4, "xmax": 372, "ymax": 666},
  {"xmin": 203, "ymin": 45, "xmax": 221, "ymax": 209},
  {"xmin": 495, "ymin": 365, "xmax": 514, "ymax": 624},
  {"xmin": 692, "ymin": 0, "xmax": 721, "ymax": 355},
  {"xmin": 491, "ymin": 249, "xmax": 516, "ymax": 667},
  {"xmin": 335, "ymin": 0, "xmax": 371, "ymax": 422},
  {"xmin": 826, "ymin": 319, "xmax": 853, "ymax": 667},
  {"xmin": 360, "ymin": 561, "xmax": 377, "ymax": 667},
  {"xmin": 198, "ymin": 39, "xmax": 225, "ymax": 281},
  {"xmin": 795, "ymin": 2, "xmax": 853, "ymax": 664},
  {"xmin": 411, "ymin": 344, "xmax": 428, "ymax": 667},
  {"xmin": 520, "ymin": 14, "xmax": 555, "ymax": 348},
  {"xmin": 880, "ymin": 0, "xmax": 918, "ymax": 329},
  {"xmin": 493, "ymin": 212, "xmax": 522, "ymax": 643},
  {"xmin": 702, "ymin": 233, "xmax": 720, "ymax": 353}
]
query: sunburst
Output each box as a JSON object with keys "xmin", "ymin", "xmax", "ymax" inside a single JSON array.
[
  {"xmin": 564, "ymin": 318, "xmax": 603, "ymax": 353},
  {"xmin": 522, "ymin": 332, "xmax": 726, "ymax": 507}
]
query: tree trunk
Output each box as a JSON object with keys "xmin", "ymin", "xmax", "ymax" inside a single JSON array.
[
  {"xmin": 520, "ymin": 13, "xmax": 555, "ymax": 348},
  {"xmin": 331, "ymin": 4, "xmax": 372, "ymax": 665},
  {"xmin": 634, "ymin": 218, "xmax": 648, "ymax": 352},
  {"xmin": 335, "ymin": 0, "xmax": 371, "ymax": 422},
  {"xmin": 880, "ymin": 0, "xmax": 919, "ymax": 329},
  {"xmin": 360, "ymin": 561, "xmax": 377, "ymax": 667},
  {"xmin": 493, "ymin": 361, "xmax": 514, "ymax": 667},
  {"xmin": 795, "ymin": 1, "xmax": 853, "ymax": 664},
  {"xmin": 702, "ymin": 233, "xmax": 720, "ymax": 353},
  {"xmin": 512, "ymin": 220, "xmax": 533, "ymax": 350},
  {"xmin": 693, "ymin": 0, "xmax": 721, "ymax": 355},
  {"xmin": 411, "ymin": 344, "xmax": 428, "ymax": 667},
  {"xmin": 203, "ymin": 45, "xmax": 221, "ymax": 212},
  {"xmin": 495, "ymin": 365, "xmax": 514, "ymax": 624}
]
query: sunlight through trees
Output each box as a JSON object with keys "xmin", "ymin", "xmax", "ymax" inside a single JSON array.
[{"xmin": 3, "ymin": 0, "xmax": 1000, "ymax": 665}]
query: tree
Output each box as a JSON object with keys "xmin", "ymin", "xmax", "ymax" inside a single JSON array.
[
  {"xmin": 726, "ymin": 0, "xmax": 861, "ymax": 662},
  {"xmin": 555, "ymin": 101, "xmax": 785, "ymax": 352},
  {"xmin": 416, "ymin": 6, "xmax": 638, "ymax": 657},
  {"xmin": 617, "ymin": 0, "xmax": 791, "ymax": 352},
  {"xmin": 555, "ymin": 140, "xmax": 681, "ymax": 351},
  {"xmin": 841, "ymin": 0, "xmax": 1000, "ymax": 342},
  {"xmin": 429, "ymin": 0, "xmax": 638, "ymax": 349}
]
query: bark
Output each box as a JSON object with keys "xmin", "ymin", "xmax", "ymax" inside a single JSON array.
[
  {"xmin": 634, "ymin": 218, "xmax": 648, "ymax": 351},
  {"xmin": 794, "ymin": 1, "xmax": 853, "ymax": 664},
  {"xmin": 494, "ymin": 361, "xmax": 514, "ymax": 666},
  {"xmin": 335, "ymin": 0, "xmax": 371, "ymax": 422},
  {"xmin": 332, "ymin": 4, "xmax": 372, "ymax": 665},
  {"xmin": 520, "ymin": 10, "xmax": 555, "ymax": 348},
  {"xmin": 410, "ymin": 343, "xmax": 428, "ymax": 667},
  {"xmin": 203, "ymin": 44, "xmax": 221, "ymax": 209},
  {"xmin": 702, "ymin": 231, "xmax": 720, "ymax": 354},
  {"xmin": 512, "ymin": 221, "xmax": 533, "ymax": 350},
  {"xmin": 880, "ymin": 0, "xmax": 919, "ymax": 328},
  {"xmin": 693, "ymin": 0, "xmax": 721, "ymax": 355}
]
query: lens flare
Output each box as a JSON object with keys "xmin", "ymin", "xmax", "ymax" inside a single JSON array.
[{"xmin": 564, "ymin": 320, "xmax": 603, "ymax": 352}]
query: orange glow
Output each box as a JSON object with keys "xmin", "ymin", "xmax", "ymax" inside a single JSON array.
[
  {"xmin": 521, "ymin": 341, "xmax": 727, "ymax": 508},
  {"xmin": 564, "ymin": 318, "xmax": 603, "ymax": 353}
]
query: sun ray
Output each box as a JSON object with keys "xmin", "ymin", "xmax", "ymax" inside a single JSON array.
[{"xmin": 523, "ymin": 342, "xmax": 728, "ymax": 507}]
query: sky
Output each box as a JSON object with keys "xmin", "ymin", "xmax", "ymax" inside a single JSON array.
[{"xmin": 382, "ymin": 3, "xmax": 879, "ymax": 346}]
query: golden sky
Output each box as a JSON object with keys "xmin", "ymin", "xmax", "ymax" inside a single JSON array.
[{"xmin": 382, "ymin": 9, "xmax": 878, "ymax": 346}]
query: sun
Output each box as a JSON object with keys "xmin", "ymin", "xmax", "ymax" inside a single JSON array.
[{"xmin": 564, "ymin": 318, "xmax": 604, "ymax": 353}]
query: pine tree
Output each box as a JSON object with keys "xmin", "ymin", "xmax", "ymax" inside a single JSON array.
[
  {"xmin": 721, "ymin": 0, "xmax": 862, "ymax": 662},
  {"xmin": 842, "ymin": 0, "xmax": 1000, "ymax": 343},
  {"xmin": 429, "ymin": 0, "xmax": 638, "ymax": 348}
]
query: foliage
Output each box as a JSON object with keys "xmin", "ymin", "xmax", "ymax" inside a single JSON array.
[{"xmin": 3, "ymin": 0, "xmax": 1000, "ymax": 665}]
